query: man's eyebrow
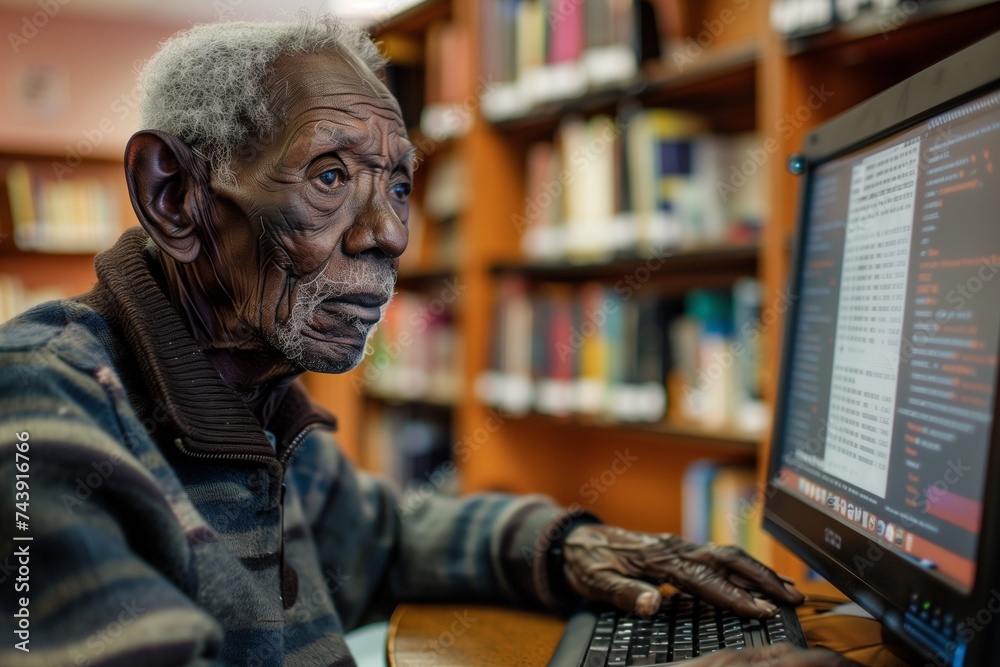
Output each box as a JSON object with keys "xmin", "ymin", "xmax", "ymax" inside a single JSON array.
[
  {"xmin": 400, "ymin": 145, "xmax": 417, "ymax": 170},
  {"xmin": 310, "ymin": 121, "xmax": 365, "ymax": 149},
  {"xmin": 308, "ymin": 121, "xmax": 415, "ymax": 168}
]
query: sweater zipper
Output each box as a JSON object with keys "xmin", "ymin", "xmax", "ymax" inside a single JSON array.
[
  {"xmin": 176, "ymin": 424, "xmax": 323, "ymax": 610},
  {"xmin": 277, "ymin": 423, "xmax": 322, "ymax": 609},
  {"xmin": 278, "ymin": 422, "xmax": 322, "ymax": 468},
  {"xmin": 172, "ymin": 438, "xmax": 276, "ymax": 465}
]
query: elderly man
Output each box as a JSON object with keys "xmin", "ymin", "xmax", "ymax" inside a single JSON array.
[{"xmin": 0, "ymin": 16, "xmax": 851, "ymax": 667}]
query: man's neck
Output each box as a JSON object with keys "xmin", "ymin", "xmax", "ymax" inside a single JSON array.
[{"xmin": 155, "ymin": 253, "xmax": 300, "ymax": 426}]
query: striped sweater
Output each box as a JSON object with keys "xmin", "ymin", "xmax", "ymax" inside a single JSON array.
[{"xmin": 0, "ymin": 228, "xmax": 582, "ymax": 666}]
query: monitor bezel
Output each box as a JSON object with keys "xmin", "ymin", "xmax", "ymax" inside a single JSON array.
[{"xmin": 764, "ymin": 28, "xmax": 1000, "ymax": 665}]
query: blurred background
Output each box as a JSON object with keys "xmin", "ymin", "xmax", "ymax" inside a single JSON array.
[{"xmin": 2, "ymin": 0, "xmax": 999, "ymax": 595}]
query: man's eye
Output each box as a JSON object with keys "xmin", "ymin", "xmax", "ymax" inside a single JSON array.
[
  {"xmin": 391, "ymin": 182, "xmax": 412, "ymax": 200},
  {"xmin": 317, "ymin": 169, "xmax": 346, "ymax": 188}
]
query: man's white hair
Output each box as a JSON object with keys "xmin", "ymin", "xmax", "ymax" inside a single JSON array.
[{"xmin": 138, "ymin": 14, "xmax": 385, "ymax": 177}]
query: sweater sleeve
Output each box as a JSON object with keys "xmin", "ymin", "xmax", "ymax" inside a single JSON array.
[
  {"xmin": 0, "ymin": 347, "xmax": 226, "ymax": 667},
  {"xmin": 290, "ymin": 426, "xmax": 598, "ymax": 630}
]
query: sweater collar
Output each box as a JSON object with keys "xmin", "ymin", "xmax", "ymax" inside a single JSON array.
[{"xmin": 79, "ymin": 227, "xmax": 336, "ymax": 462}]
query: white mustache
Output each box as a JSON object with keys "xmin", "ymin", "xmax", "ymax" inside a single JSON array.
[{"xmin": 302, "ymin": 259, "xmax": 396, "ymax": 303}]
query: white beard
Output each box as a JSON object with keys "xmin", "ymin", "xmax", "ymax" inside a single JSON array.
[{"xmin": 269, "ymin": 260, "xmax": 396, "ymax": 373}]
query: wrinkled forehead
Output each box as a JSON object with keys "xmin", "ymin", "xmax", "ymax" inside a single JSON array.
[{"xmin": 267, "ymin": 48, "xmax": 404, "ymax": 130}]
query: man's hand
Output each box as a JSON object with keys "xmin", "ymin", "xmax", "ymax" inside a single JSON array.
[
  {"xmin": 684, "ymin": 644, "xmax": 860, "ymax": 666},
  {"xmin": 562, "ymin": 525, "xmax": 804, "ymax": 617}
]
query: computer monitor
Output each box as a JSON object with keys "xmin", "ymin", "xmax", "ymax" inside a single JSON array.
[{"xmin": 764, "ymin": 30, "xmax": 1000, "ymax": 667}]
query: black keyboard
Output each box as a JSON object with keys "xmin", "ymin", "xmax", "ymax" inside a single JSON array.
[{"xmin": 547, "ymin": 594, "xmax": 807, "ymax": 666}]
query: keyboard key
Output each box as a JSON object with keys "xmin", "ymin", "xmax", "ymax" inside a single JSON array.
[{"xmin": 608, "ymin": 648, "xmax": 629, "ymax": 665}]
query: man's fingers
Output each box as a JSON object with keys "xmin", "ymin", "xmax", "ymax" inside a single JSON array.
[
  {"xmin": 706, "ymin": 545, "xmax": 805, "ymax": 605},
  {"xmin": 669, "ymin": 563, "xmax": 777, "ymax": 618},
  {"xmin": 569, "ymin": 569, "xmax": 663, "ymax": 616}
]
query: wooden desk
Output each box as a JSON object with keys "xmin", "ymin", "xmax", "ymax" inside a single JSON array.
[{"xmin": 388, "ymin": 601, "xmax": 910, "ymax": 666}]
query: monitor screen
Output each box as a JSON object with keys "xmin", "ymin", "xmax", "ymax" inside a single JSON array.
[
  {"xmin": 763, "ymin": 29, "xmax": 1000, "ymax": 667},
  {"xmin": 773, "ymin": 85, "xmax": 1000, "ymax": 594}
]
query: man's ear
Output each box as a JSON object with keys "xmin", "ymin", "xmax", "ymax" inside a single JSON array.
[{"xmin": 124, "ymin": 130, "xmax": 210, "ymax": 264}]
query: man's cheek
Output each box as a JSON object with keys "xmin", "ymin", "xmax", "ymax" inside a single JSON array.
[{"xmin": 258, "ymin": 266, "xmax": 296, "ymax": 328}]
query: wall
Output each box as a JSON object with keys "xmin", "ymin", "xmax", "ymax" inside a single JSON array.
[{"xmin": 0, "ymin": 9, "xmax": 183, "ymax": 160}]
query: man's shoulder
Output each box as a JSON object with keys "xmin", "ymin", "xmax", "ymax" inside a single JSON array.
[
  {"xmin": 0, "ymin": 298, "xmax": 124, "ymax": 397},
  {"xmin": 0, "ymin": 299, "xmax": 108, "ymax": 352}
]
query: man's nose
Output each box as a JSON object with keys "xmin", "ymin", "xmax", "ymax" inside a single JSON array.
[{"xmin": 342, "ymin": 183, "xmax": 408, "ymax": 259}]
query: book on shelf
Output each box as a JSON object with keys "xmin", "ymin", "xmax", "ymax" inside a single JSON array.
[
  {"xmin": 418, "ymin": 149, "xmax": 465, "ymax": 268},
  {"xmin": 0, "ymin": 274, "xmax": 64, "ymax": 324},
  {"xmin": 668, "ymin": 282, "xmax": 767, "ymax": 435},
  {"xmin": 519, "ymin": 109, "xmax": 765, "ymax": 262},
  {"xmin": 364, "ymin": 403, "xmax": 454, "ymax": 495},
  {"xmin": 480, "ymin": 0, "xmax": 663, "ymax": 121},
  {"xmin": 767, "ymin": 0, "xmax": 969, "ymax": 39},
  {"xmin": 4, "ymin": 161, "xmax": 122, "ymax": 254},
  {"xmin": 682, "ymin": 460, "xmax": 766, "ymax": 559},
  {"xmin": 358, "ymin": 289, "xmax": 461, "ymax": 405},
  {"xmin": 421, "ymin": 20, "xmax": 474, "ymax": 140},
  {"xmin": 477, "ymin": 276, "xmax": 673, "ymax": 423},
  {"xmin": 381, "ymin": 36, "xmax": 426, "ymax": 132},
  {"xmin": 478, "ymin": 275, "xmax": 767, "ymax": 434}
]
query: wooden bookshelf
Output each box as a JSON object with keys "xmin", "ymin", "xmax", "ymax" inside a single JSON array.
[
  {"xmin": 0, "ymin": 155, "xmax": 132, "ymax": 301},
  {"xmin": 494, "ymin": 39, "xmax": 759, "ymax": 135},
  {"xmin": 490, "ymin": 245, "xmax": 758, "ymax": 291},
  {"xmin": 510, "ymin": 411, "xmax": 762, "ymax": 450}
]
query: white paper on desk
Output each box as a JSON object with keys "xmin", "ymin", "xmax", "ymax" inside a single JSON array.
[{"xmin": 828, "ymin": 602, "xmax": 875, "ymax": 619}]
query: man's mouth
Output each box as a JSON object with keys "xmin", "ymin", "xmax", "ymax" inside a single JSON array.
[{"xmin": 316, "ymin": 293, "xmax": 390, "ymax": 324}]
